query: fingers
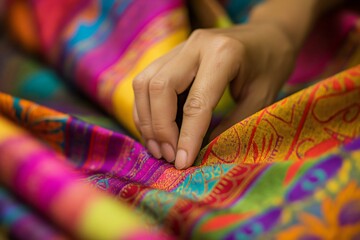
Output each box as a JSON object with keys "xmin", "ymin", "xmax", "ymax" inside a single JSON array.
[
  {"xmin": 133, "ymin": 47, "xmax": 181, "ymax": 158},
  {"xmin": 133, "ymin": 105, "xmax": 162, "ymax": 158},
  {"xmin": 175, "ymin": 36, "xmax": 243, "ymax": 169},
  {"xmin": 148, "ymin": 50, "xmax": 199, "ymax": 162},
  {"xmin": 134, "ymin": 30, "xmax": 246, "ymax": 169},
  {"xmin": 148, "ymin": 77, "xmax": 178, "ymax": 161},
  {"xmin": 133, "ymin": 42, "xmax": 199, "ymax": 162}
]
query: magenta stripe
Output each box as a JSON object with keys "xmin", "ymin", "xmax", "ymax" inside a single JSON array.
[
  {"xmin": 0, "ymin": 137, "xmax": 78, "ymax": 213},
  {"xmin": 74, "ymin": 0, "xmax": 182, "ymax": 96},
  {"xmin": 13, "ymin": 151, "xmax": 76, "ymax": 213}
]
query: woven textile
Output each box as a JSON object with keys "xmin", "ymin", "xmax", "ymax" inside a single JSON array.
[{"xmin": 1, "ymin": 0, "xmax": 360, "ymax": 239}]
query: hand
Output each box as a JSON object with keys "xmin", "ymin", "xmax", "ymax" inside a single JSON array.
[{"xmin": 132, "ymin": 22, "xmax": 296, "ymax": 169}]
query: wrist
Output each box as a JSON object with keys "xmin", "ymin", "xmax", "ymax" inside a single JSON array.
[{"xmin": 248, "ymin": 0, "xmax": 318, "ymax": 52}]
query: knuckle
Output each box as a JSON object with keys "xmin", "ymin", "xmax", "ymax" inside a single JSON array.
[
  {"xmin": 190, "ymin": 29, "xmax": 208, "ymax": 40},
  {"xmin": 211, "ymin": 35, "xmax": 239, "ymax": 53},
  {"xmin": 149, "ymin": 79, "xmax": 167, "ymax": 95},
  {"xmin": 152, "ymin": 122, "xmax": 169, "ymax": 137},
  {"xmin": 133, "ymin": 74, "xmax": 149, "ymax": 92},
  {"xmin": 179, "ymin": 130, "xmax": 193, "ymax": 141},
  {"xmin": 139, "ymin": 121, "xmax": 153, "ymax": 136},
  {"xmin": 139, "ymin": 119, "xmax": 152, "ymax": 128},
  {"xmin": 180, "ymin": 128, "xmax": 205, "ymax": 145},
  {"xmin": 183, "ymin": 93, "xmax": 208, "ymax": 117}
]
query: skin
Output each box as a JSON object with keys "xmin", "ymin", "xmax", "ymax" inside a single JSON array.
[{"xmin": 133, "ymin": 0, "xmax": 342, "ymax": 169}]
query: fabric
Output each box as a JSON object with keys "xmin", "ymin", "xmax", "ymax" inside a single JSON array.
[
  {"xmin": 1, "ymin": 0, "xmax": 360, "ymax": 239},
  {"xmin": 0, "ymin": 187, "xmax": 69, "ymax": 240}
]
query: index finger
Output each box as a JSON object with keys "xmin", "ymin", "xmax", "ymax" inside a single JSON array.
[{"xmin": 175, "ymin": 38, "xmax": 243, "ymax": 169}]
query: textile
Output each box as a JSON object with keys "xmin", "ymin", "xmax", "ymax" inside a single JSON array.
[{"xmin": 1, "ymin": 0, "xmax": 360, "ymax": 239}]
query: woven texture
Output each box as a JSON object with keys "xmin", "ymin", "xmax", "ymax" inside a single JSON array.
[{"xmin": 1, "ymin": 0, "xmax": 360, "ymax": 239}]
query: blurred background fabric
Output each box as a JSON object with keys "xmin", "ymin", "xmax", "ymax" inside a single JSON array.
[{"xmin": 1, "ymin": 0, "xmax": 360, "ymax": 239}]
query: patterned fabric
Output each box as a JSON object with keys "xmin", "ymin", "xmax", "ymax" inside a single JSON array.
[
  {"xmin": 1, "ymin": 0, "xmax": 360, "ymax": 239},
  {"xmin": 0, "ymin": 113, "xmax": 171, "ymax": 240}
]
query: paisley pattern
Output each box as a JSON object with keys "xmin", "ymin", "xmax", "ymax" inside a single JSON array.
[
  {"xmin": 1, "ymin": 66, "xmax": 360, "ymax": 239},
  {"xmin": 1, "ymin": 0, "xmax": 360, "ymax": 239}
]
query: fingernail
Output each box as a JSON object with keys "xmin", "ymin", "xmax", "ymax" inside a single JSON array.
[
  {"xmin": 147, "ymin": 139, "xmax": 162, "ymax": 159},
  {"xmin": 161, "ymin": 142, "xmax": 175, "ymax": 162},
  {"xmin": 175, "ymin": 149, "xmax": 188, "ymax": 170}
]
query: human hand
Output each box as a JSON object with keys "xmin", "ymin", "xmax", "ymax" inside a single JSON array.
[{"xmin": 132, "ymin": 23, "xmax": 296, "ymax": 169}]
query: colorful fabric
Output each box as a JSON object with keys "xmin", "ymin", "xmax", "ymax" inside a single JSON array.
[
  {"xmin": 1, "ymin": 0, "xmax": 360, "ymax": 239},
  {"xmin": 0, "ymin": 113, "xmax": 171, "ymax": 240},
  {"xmin": 0, "ymin": 187, "xmax": 68, "ymax": 240}
]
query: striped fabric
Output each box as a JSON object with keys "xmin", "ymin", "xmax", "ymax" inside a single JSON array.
[{"xmin": 1, "ymin": 0, "xmax": 360, "ymax": 239}]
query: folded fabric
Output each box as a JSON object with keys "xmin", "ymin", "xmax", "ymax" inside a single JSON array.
[
  {"xmin": 0, "ymin": 112, "xmax": 171, "ymax": 240},
  {"xmin": 1, "ymin": 0, "xmax": 360, "ymax": 239},
  {"xmin": 1, "ymin": 65, "xmax": 360, "ymax": 239},
  {"xmin": 5, "ymin": 0, "xmax": 359, "ymax": 136},
  {"xmin": 0, "ymin": 187, "xmax": 69, "ymax": 240}
]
